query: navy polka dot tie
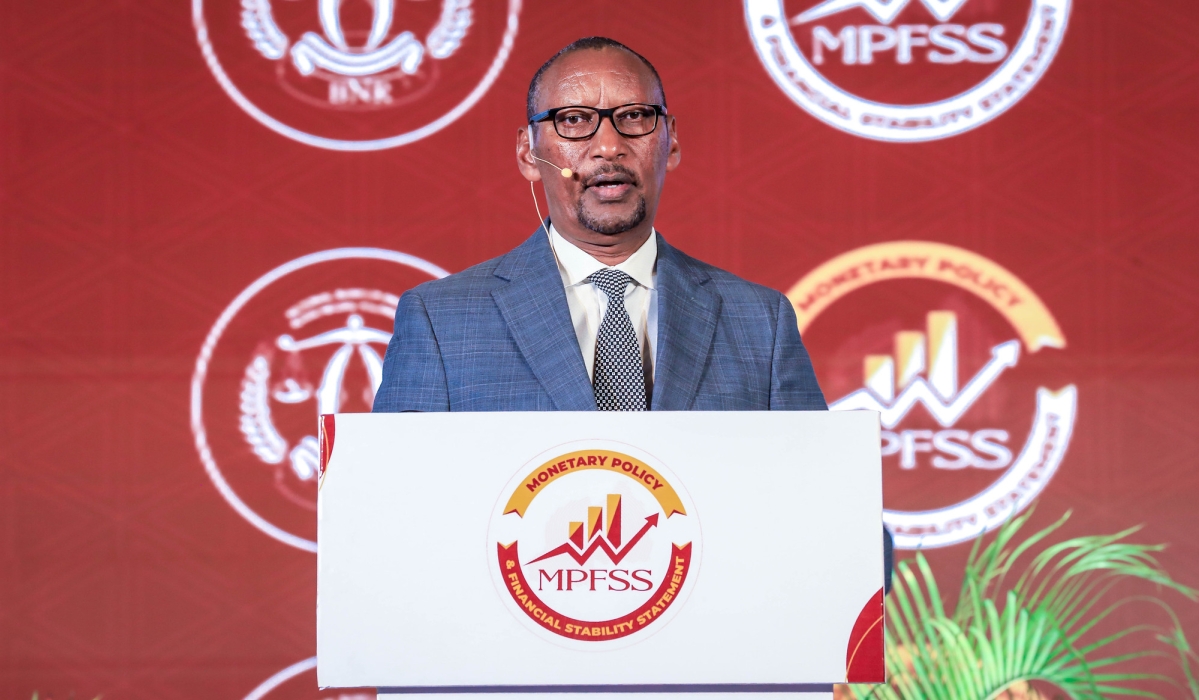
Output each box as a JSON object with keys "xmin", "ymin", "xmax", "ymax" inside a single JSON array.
[{"xmin": 589, "ymin": 269, "xmax": 647, "ymax": 411}]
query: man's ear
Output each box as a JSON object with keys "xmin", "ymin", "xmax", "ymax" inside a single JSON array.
[
  {"xmin": 665, "ymin": 115, "xmax": 681, "ymax": 172},
  {"xmin": 516, "ymin": 126, "xmax": 542, "ymax": 182}
]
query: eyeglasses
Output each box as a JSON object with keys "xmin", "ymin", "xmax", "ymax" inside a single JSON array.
[{"xmin": 529, "ymin": 103, "xmax": 666, "ymax": 140}]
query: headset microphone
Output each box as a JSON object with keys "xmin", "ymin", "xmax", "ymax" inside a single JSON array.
[
  {"xmin": 531, "ymin": 154, "xmax": 573, "ymax": 178},
  {"xmin": 526, "ymin": 154, "xmax": 572, "ymax": 239}
]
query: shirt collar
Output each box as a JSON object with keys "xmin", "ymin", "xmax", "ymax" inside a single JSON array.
[{"xmin": 548, "ymin": 223, "xmax": 657, "ymax": 290}]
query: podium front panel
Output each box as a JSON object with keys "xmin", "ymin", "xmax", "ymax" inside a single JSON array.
[{"xmin": 317, "ymin": 411, "xmax": 883, "ymax": 690}]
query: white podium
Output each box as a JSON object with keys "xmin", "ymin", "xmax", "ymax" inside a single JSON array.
[{"xmin": 317, "ymin": 411, "xmax": 884, "ymax": 697}]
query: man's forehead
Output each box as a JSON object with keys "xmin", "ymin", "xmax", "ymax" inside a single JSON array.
[{"xmin": 538, "ymin": 49, "xmax": 660, "ymax": 108}]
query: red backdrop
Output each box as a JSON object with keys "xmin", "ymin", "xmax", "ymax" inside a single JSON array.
[{"xmin": 2, "ymin": 0, "xmax": 1198, "ymax": 697}]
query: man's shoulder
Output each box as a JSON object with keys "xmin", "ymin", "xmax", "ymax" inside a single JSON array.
[
  {"xmin": 403, "ymin": 230, "xmax": 547, "ymax": 306},
  {"xmin": 408, "ymin": 256, "xmax": 500, "ymax": 296},
  {"xmin": 665, "ymin": 241, "xmax": 787, "ymax": 309},
  {"xmin": 402, "ymin": 246, "xmax": 516, "ymax": 308}
]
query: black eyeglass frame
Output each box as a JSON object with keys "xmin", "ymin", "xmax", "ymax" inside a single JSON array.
[{"xmin": 528, "ymin": 103, "xmax": 667, "ymax": 140}]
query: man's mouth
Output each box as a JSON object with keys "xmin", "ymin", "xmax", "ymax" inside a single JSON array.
[{"xmin": 584, "ymin": 171, "xmax": 636, "ymax": 200}]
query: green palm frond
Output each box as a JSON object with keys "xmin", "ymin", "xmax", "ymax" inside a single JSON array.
[{"xmin": 844, "ymin": 508, "xmax": 1198, "ymax": 700}]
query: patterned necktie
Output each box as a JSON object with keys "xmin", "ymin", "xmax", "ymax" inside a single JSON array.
[{"xmin": 589, "ymin": 269, "xmax": 647, "ymax": 411}]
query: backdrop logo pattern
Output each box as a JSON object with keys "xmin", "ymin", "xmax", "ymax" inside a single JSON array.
[
  {"xmin": 193, "ymin": 0, "xmax": 522, "ymax": 150},
  {"xmin": 191, "ymin": 248, "xmax": 448, "ymax": 551},
  {"xmin": 788, "ymin": 242, "xmax": 1076, "ymax": 548},
  {"xmin": 242, "ymin": 657, "xmax": 373, "ymax": 699},
  {"xmin": 744, "ymin": 0, "xmax": 1070, "ymax": 141},
  {"xmin": 488, "ymin": 443, "xmax": 700, "ymax": 648}
]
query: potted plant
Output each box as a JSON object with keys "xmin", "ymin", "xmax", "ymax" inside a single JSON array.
[{"xmin": 841, "ymin": 509, "xmax": 1199, "ymax": 699}]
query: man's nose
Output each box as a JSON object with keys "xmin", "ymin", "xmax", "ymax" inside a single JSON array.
[{"xmin": 588, "ymin": 115, "xmax": 628, "ymax": 160}]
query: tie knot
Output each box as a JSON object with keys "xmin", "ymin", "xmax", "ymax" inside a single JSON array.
[{"xmin": 589, "ymin": 268, "xmax": 633, "ymax": 299}]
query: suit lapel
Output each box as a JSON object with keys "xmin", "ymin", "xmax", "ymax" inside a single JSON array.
[
  {"xmin": 652, "ymin": 235, "xmax": 721, "ymax": 410},
  {"xmin": 491, "ymin": 229, "xmax": 597, "ymax": 411}
]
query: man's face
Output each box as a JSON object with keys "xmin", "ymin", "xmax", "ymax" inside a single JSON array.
[{"xmin": 519, "ymin": 48, "xmax": 680, "ymax": 242}]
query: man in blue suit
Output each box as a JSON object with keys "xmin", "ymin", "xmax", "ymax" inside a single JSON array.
[
  {"xmin": 373, "ymin": 37, "xmax": 826, "ymax": 413},
  {"xmin": 374, "ymin": 36, "xmax": 892, "ymax": 590}
]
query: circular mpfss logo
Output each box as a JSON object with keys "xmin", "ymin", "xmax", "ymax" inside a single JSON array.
[
  {"xmin": 788, "ymin": 242, "xmax": 1076, "ymax": 549},
  {"xmin": 193, "ymin": 0, "xmax": 522, "ymax": 150},
  {"xmin": 488, "ymin": 443, "xmax": 701, "ymax": 648},
  {"xmin": 191, "ymin": 248, "xmax": 448, "ymax": 551},
  {"xmin": 745, "ymin": 0, "xmax": 1070, "ymax": 141}
]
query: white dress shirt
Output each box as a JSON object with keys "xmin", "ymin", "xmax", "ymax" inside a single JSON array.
[{"xmin": 547, "ymin": 224, "xmax": 658, "ymax": 384}]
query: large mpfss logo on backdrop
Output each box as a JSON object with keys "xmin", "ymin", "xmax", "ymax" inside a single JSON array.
[
  {"xmin": 192, "ymin": 0, "xmax": 521, "ymax": 150},
  {"xmin": 488, "ymin": 444, "xmax": 700, "ymax": 648},
  {"xmin": 191, "ymin": 249, "xmax": 448, "ymax": 551},
  {"xmin": 745, "ymin": 0, "xmax": 1070, "ymax": 141},
  {"xmin": 788, "ymin": 242, "xmax": 1076, "ymax": 548}
]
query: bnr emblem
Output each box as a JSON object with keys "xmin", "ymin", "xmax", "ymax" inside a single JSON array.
[
  {"xmin": 240, "ymin": 308, "xmax": 392, "ymax": 485},
  {"xmin": 193, "ymin": 0, "xmax": 522, "ymax": 150},
  {"xmin": 745, "ymin": 0, "xmax": 1070, "ymax": 140},
  {"xmin": 488, "ymin": 445, "xmax": 701, "ymax": 647},
  {"xmin": 788, "ymin": 242, "xmax": 1076, "ymax": 548},
  {"xmin": 191, "ymin": 248, "xmax": 448, "ymax": 551}
]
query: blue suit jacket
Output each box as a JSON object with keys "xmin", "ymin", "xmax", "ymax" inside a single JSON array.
[{"xmin": 373, "ymin": 229, "xmax": 826, "ymax": 412}]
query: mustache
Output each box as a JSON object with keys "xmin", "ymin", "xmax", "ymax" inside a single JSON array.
[{"xmin": 581, "ymin": 164, "xmax": 640, "ymax": 188}]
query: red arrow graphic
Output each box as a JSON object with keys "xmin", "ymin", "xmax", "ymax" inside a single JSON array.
[{"xmin": 527, "ymin": 514, "xmax": 659, "ymax": 566}]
